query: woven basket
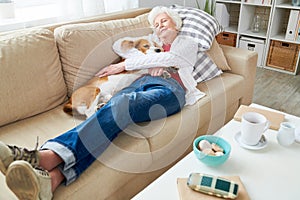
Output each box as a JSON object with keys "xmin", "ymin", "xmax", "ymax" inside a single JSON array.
[
  {"xmin": 216, "ymin": 32, "xmax": 237, "ymax": 47},
  {"xmin": 267, "ymin": 40, "xmax": 299, "ymax": 72}
]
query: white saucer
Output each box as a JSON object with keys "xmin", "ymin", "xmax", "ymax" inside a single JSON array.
[{"xmin": 234, "ymin": 132, "xmax": 268, "ymax": 150}]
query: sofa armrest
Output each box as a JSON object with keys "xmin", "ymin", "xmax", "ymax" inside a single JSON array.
[{"xmin": 220, "ymin": 45, "xmax": 258, "ymax": 105}]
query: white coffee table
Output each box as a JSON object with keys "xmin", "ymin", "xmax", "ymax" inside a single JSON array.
[{"xmin": 132, "ymin": 104, "xmax": 300, "ymax": 200}]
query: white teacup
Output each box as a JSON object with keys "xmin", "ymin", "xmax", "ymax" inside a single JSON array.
[{"xmin": 241, "ymin": 112, "xmax": 269, "ymax": 146}]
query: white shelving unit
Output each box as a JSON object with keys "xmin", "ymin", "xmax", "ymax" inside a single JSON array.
[{"xmin": 216, "ymin": 0, "xmax": 300, "ymax": 75}]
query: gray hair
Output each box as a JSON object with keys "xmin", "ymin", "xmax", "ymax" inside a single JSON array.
[{"xmin": 148, "ymin": 6, "xmax": 182, "ymax": 30}]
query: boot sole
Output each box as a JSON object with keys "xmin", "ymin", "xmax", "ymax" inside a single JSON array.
[{"xmin": 6, "ymin": 161, "xmax": 39, "ymax": 200}]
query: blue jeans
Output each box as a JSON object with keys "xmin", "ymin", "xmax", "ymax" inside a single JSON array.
[{"xmin": 41, "ymin": 75, "xmax": 185, "ymax": 185}]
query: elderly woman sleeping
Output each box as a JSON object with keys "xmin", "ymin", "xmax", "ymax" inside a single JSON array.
[{"xmin": 0, "ymin": 6, "xmax": 205, "ymax": 200}]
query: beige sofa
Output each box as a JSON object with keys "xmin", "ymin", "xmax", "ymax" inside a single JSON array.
[{"xmin": 0, "ymin": 8, "xmax": 257, "ymax": 200}]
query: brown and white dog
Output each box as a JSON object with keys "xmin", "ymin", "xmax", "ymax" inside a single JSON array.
[{"xmin": 63, "ymin": 37, "xmax": 165, "ymax": 118}]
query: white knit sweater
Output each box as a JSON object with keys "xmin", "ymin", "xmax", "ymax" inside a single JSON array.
[{"xmin": 124, "ymin": 36, "xmax": 205, "ymax": 105}]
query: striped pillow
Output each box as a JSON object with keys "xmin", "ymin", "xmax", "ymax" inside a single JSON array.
[
  {"xmin": 170, "ymin": 5, "xmax": 224, "ymax": 51},
  {"xmin": 192, "ymin": 51, "xmax": 222, "ymax": 83},
  {"xmin": 170, "ymin": 5, "xmax": 223, "ymax": 82}
]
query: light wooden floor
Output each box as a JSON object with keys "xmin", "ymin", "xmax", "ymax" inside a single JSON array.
[{"xmin": 253, "ymin": 67, "xmax": 300, "ymax": 117}]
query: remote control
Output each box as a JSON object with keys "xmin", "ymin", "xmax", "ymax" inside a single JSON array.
[{"xmin": 187, "ymin": 173, "xmax": 239, "ymax": 199}]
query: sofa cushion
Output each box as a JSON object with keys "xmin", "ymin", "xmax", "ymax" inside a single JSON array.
[
  {"xmin": 170, "ymin": 5, "xmax": 223, "ymax": 51},
  {"xmin": 207, "ymin": 39, "xmax": 231, "ymax": 71},
  {"xmin": 0, "ymin": 72, "xmax": 244, "ymax": 200},
  {"xmin": 0, "ymin": 28, "xmax": 67, "ymax": 127},
  {"xmin": 55, "ymin": 11, "xmax": 231, "ymax": 96},
  {"xmin": 0, "ymin": 104, "xmax": 152, "ymax": 200},
  {"xmin": 169, "ymin": 5, "xmax": 223, "ymax": 82},
  {"xmin": 54, "ymin": 13, "xmax": 152, "ymax": 97}
]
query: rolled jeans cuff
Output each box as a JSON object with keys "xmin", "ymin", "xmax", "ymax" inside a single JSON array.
[
  {"xmin": 57, "ymin": 163, "xmax": 77, "ymax": 185},
  {"xmin": 40, "ymin": 141, "xmax": 76, "ymax": 171}
]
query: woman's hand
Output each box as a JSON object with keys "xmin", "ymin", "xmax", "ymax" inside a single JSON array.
[
  {"xmin": 95, "ymin": 61, "xmax": 126, "ymax": 77},
  {"xmin": 148, "ymin": 67, "xmax": 165, "ymax": 76}
]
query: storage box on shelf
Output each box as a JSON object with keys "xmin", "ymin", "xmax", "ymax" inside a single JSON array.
[
  {"xmin": 265, "ymin": 0, "xmax": 300, "ymax": 74},
  {"xmin": 216, "ymin": 32, "xmax": 237, "ymax": 46},
  {"xmin": 267, "ymin": 40, "xmax": 300, "ymax": 72},
  {"xmin": 216, "ymin": 0, "xmax": 300, "ymax": 74},
  {"xmin": 239, "ymin": 36, "xmax": 265, "ymax": 67}
]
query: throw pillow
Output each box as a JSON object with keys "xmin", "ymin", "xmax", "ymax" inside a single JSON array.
[
  {"xmin": 170, "ymin": 4, "xmax": 224, "ymax": 51},
  {"xmin": 54, "ymin": 13, "xmax": 152, "ymax": 97},
  {"xmin": 170, "ymin": 5, "xmax": 223, "ymax": 82},
  {"xmin": 192, "ymin": 51, "xmax": 222, "ymax": 82},
  {"xmin": 207, "ymin": 39, "xmax": 231, "ymax": 71},
  {"xmin": 0, "ymin": 28, "xmax": 67, "ymax": 126}
]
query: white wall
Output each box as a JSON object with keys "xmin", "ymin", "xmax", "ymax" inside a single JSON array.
[
  {"xmin": 184, "ymin": 0, "xmax": 204, "ymax": 8},
  {"xmin": 139, "ymin": 0, "xmax": 204, "ymax": 8},
  {"xmin": 139, "ymin": 0, "xmax": 183, "ymax": 7},
  {"xmin": 138, "ymin": 0, "xmax": 202, "ymax": 9},
  {"xmin": 104, "ymin": 0, "xmax": 138, "ymax": 12}
]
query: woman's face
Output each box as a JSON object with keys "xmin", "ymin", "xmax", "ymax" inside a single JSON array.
[{"xmin": 153, "ymin": 12, "xmax": 178, "ymax": 43}]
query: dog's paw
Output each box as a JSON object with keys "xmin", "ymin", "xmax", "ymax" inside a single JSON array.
[
  {"xmin": 162, "ymin": 71, "xmax": 171, "ymax": 79},
  {"xmin": 77, "ymin": 105, "xmax": 88, "ymax": 115},
  {"xmin": 96, "ymin": 103, "xmax": 106, "ymax": 110}
]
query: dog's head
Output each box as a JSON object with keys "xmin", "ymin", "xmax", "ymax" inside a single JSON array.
[{"xmin": 121, "ymin": 38, "xmax": 163, "ymax": 54}]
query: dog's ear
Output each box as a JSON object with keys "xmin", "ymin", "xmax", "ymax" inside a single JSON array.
[
  {"xmin": 133, "ymin": 40, "xmax": 142, "ymax": 49},
  {"xmin": 121, "ymin": 40, "xmax": 134, "ymax": 51}
]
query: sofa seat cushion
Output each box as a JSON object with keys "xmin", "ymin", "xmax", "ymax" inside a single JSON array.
[
  {"xmin": 0, "ymin": 28, "xmax": 67, "ymax": 127},
  {"xmin": 0, "ymin": 72, "xmax": 244, "ymax": 200},
  {"xmin": 0, "ymin": 103, "xmax": 183, "ymax": 200},
  {"xmin": 118, "ymin": 72, "xmax": 244, "ymax": 170},
  {"xmin": 97, "ymin": 72, "xmax": 245, "ymax": 173},
  {"xmin": 0, "ymin": 73, "xmax": 244, "ymax": 200},
  {"xmin": 196, "ymin": 72, "xmax": 244, "ymax": 132},
  {"xmin": 0, "ymin": 104, "xmax": 152, "ymax": 200}
]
